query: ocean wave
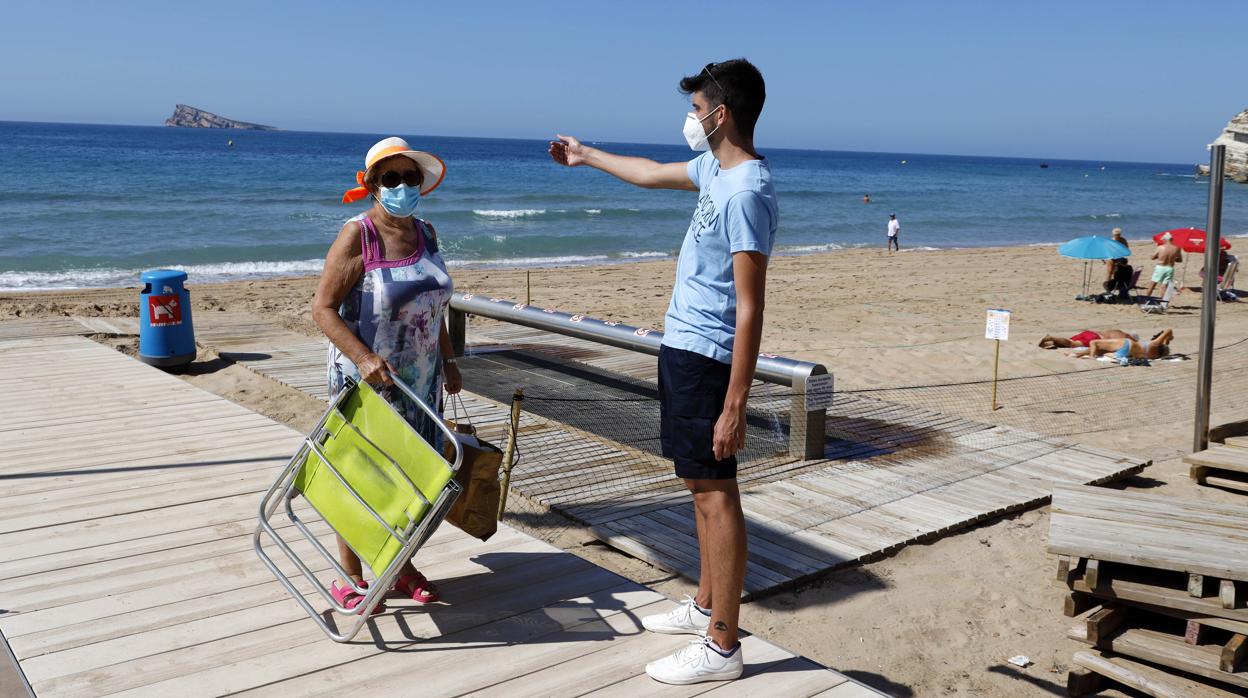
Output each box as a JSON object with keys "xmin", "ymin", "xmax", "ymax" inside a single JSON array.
[
  {"xmin": 0, "ymin": 259, "xmax": 327, "ymax": 291},
  {"xmin": 472, "ymin": 209, "xmax": 547, "ymax": 219},
  {"xmin": 465, "ymin": 207, "xmax": 635, "ymax": 220},
  {"xmin": 446, "ymin": 254, "xmax": 610, "ymax": 268},
  {"xmin": 778, "ymin": 243, "xmax": 845, "ymax": 253},
  {"xmin": 619, "ymin": 251, "xmax": 669, "ymax": 258}
]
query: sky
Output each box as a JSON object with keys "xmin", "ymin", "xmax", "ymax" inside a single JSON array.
[{"xmin": 1, "ymin": 1, "xmax": 1244, "ymax": 163}]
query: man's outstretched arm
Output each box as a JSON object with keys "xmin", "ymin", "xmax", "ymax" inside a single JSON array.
[{"xmin": 549, "ymin": 135, "xmax": 696, "ymax": 191}]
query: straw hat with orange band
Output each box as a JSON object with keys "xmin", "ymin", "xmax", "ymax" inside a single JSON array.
[{"xmin": 342, "ymin": 137, "xmax": 446, "ymax": 204}]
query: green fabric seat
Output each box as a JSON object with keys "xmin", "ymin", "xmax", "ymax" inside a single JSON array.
[{"xmin": 294, "ymin": 382, "xmax": 454, "ymax": 577}]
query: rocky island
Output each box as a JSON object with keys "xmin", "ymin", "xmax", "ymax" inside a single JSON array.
[
  {"xmin": 1207, "ymin": 107, "xmax": 1248, "ymax": 182},
  {"xmin": 164, "ymin": 104, "xmax": 277, "ymax": 131}
]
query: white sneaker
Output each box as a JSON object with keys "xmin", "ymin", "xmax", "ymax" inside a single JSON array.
[
  {"xmin": 641, "ymin": 595, "xmax": 711, "ymax": 635},
  {"xmin": 646, "ymin": 636, "xmax": 744, "ymax": 685}
]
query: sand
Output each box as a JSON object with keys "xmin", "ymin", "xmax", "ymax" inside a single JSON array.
[{"xmin": 4, "ymin": 242, "xmax": 1246, "ymax": 697}]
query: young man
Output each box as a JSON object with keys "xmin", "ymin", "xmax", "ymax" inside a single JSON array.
[
  {"xmin": 886, "ymin": 213, "xmax": 900, "ymax": 254},
  {"xmin": 549, "ymin": 58, "xmax": 775, "ymax": 685}
]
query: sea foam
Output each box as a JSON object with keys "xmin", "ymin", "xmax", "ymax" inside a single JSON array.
[{"xmin": 472, "ymin": 209, "xmax": 546, "ymax": 219}]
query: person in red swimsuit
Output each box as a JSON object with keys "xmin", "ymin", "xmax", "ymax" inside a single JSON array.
[{"xmin": 1038, "ymin": 329, "xmax": 1133, "ymax": 349}]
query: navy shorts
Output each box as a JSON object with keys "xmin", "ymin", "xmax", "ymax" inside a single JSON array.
[{"xmin": 658, "ymin": 345, "xmax": 737, "ymax": 480}]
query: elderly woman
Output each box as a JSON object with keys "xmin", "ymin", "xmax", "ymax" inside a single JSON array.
[{"xmin": 312, "ymin": 137, "xmax": 461, "ymax": 612}]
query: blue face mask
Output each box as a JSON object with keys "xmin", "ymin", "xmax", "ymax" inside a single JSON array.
[{"xmin": 376, "ymin": 184, "xmax": 421, "ymax": 217}]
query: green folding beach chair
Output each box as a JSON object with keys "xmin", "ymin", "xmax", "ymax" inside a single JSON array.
[{"xmin": 253, "ymin": 373, "xmax": 462, "ymax": 642}]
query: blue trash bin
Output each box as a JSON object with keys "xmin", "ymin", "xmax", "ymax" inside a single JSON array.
[{"xmin": 138, "ymin": 269, "xmax": 196, "ymax": 369}]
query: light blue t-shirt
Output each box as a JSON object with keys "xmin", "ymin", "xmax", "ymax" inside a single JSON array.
[{"xmin": 662, "ymin": 152, "xmax": 778, "ymax": 364}]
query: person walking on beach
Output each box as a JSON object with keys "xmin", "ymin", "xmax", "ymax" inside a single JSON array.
[
  {"xmin": 549, "ymin": 58, "xmax": 775, "ymax": 685},
  {"xmin": 312, "ymin": 137, "xmax": 461, "ymax": 613},
  {"xmin": 1144, "ymin": 231, "xmax": 1182, "ymax": 298},
  {"xmin": 886, "ymin": 213, "xmax": 900, "ymax": 254}
]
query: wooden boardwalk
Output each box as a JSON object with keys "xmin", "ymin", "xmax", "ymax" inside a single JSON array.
[
  {"xmin": 125, "ymin": 313, "xmax": 1151, "ymax": 598},
  {"xmin": 0, "ymin": 332, "xmax": 878, "ymax": 697}
]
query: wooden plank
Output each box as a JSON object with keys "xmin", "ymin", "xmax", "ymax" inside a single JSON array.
[
  {"xmin": 1072, "ymin": 650, "xmax": 1240, "ymax": 698},
  {"xmin": 1067, "ymin": 564, "xmax": 1248, "ymax": 634},
  {"xmin": 1193, "ymin": 574, "xmax": 1209, "ymax": 598},
  {"xmin": 1086, "ymin": 605, "xmax": 1126, "ymax": 644},
  {"xmin": 1186, "ymin": 446, "xmax": 1248, "ymax": 473},
  {"xmin": 577, "ymin": 634, "xmax": 798, "ymax": 698},
  {"xmin": 1196, "ymin": 468, "xmax": 1248, "ymax": 496},
  {"xmin": 234, "ymin": 594, "xmax": 675, "ymax": 697},
  {"xmin": 1065, "ymin": 592, "xmax": 1098, "ymax": 618},
  {"xmin": 1049, "ymin": 484, "xmax": 1248, "ymax": 581},
  {"xmin": 1224, "ymin": 436, "xmax": 1248, "ymax": 450},
  {"xmin": 1065, "ymin": 666, "xmax": 1104, "ymax": 697},
  {"xmin": 1224, "ymin": 634, "xmax": 1247, "ymax": 673},
  {"xmin": 1072, "ymin": 625, "xmax": 1248, "ymax": 691}
]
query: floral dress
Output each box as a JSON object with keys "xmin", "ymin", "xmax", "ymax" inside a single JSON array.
[{"xmin": 328, "ymin": 213, "xmax": 453, "ymax": 447}]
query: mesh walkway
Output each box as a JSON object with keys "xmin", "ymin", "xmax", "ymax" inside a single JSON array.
[{"xmin": 64, "ymin": 312, "xmax": 1150, "ymax": 597}]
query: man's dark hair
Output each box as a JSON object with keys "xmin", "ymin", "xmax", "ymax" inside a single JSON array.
[{"xmin": 679, "ymin": 58, "xmax": 766, "ymax": 140}]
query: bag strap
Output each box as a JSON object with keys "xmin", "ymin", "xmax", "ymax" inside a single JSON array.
[{"xmin": 447, "ymin": 391, "xmax": 473, "ymax": 428}]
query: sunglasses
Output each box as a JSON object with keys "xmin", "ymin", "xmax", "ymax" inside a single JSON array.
[
  {"xmin": 702, "ymin": 62, "xmax": 724, "ymax": 92},
  {"xmin": 376, "ymin": 170, "xmax": 423, "ymax": 189}
]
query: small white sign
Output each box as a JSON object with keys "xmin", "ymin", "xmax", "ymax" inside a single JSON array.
[
  {"xmin": 985, "ymin": 309, "xmax": 1011, "ymax": 341},
  {"xmin": 805, "ymin": 373, "xmax": 835, "ymax": 412}
]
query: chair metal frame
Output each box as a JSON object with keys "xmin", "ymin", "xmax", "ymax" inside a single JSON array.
[
  {"xmin": 1141, "ymin": 282, "xmax": 1177, "ymax": 315},
  {"xmin": 253, "ymin": 373, "xmax": 463, "ymax": 642}
]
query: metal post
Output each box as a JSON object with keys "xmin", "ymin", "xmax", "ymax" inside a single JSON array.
[
  {"xmin": 448, "ymin": 307, "xmax": 466, "ymax": 358},
  {"xmin": 790, "ymin": 364, "xmax": 828, "ymax": 460},
  {"xmin": 498, "ymin": 387, "xmax": 523, "ymax": 518},
  {"xmin": 991, "ymin": 339, "xmax": 1001, "ymax": 411},
  {"xmin": 1194, "ymin": 145, "xmax": 1226, "ymax": 452}
]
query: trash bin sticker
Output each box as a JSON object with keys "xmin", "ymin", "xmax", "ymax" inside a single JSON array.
[{"xmin": 148, "ymin": 295, "xmax": 182, "ymax": 326}]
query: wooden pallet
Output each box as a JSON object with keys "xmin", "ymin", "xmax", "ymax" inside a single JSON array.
[
  {"xmin": 1068, "ymin": 650, "xmax": 1242, "ymax": 698},
  {"xmin": 1066, "ymin": 602, "xmax": 1248, "ymax": 691},
  {"xmin": 1049, "ymin": 484, "xmax": 1248, "ymax": 583},
  {"xmin": 1188, "ymin": 443, "xmax": 1248, "ymax": 495},
  {"xmin": 1059, "ymin": 557, "xmax": 1247, "ymax": 637}
]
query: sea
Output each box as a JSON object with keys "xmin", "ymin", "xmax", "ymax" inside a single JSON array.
[{"xmin": 1, "ymin": 120, "xmax": 1245, "ymax": 291}]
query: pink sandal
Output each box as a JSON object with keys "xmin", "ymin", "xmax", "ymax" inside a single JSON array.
[
  {"xmin": 395, "ymin": 571, "xmax": 440, "ymax": 604},
  {"xmin": 331, "ymin": 579, "xmax": 385, "ymax": 615}
]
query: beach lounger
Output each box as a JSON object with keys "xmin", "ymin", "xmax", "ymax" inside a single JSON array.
[
  {"xmin": 1220, "ymin": 257, "xmax": 1239, "ymax": 300},
  {"xmin": 1141, "ymin": 282, "xmax": 1176, "ymax": 314},
  {"xmin": 253, "ymin": 373, "xmax": 463, "ymax": 642}
]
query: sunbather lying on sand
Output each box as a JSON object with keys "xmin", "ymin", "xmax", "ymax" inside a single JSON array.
[
  {"xmin": 1039, "ymin": 329, "xmax": 1134, "ymax": 349},
  {"xmin": 1068, "ymin": 329, "xmax": 1174, "ymax": 360}
]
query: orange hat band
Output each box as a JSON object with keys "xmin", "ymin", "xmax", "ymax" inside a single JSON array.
[{"xmin": 366, "ymin": 145, "xmax": 413, "ymax": 169}]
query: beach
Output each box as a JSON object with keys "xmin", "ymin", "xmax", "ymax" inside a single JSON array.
[{"xmin": 4, "ymin": 242, "xmax": 1247, "ymax": 696}]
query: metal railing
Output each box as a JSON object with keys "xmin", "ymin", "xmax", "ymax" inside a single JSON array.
[{"xmin": 448, "ymin": 293, "xmax": 831, "ymax": 460}]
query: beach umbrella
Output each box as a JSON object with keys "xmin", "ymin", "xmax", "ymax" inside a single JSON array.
[
  {"xmin": 1151, "ymin": 227, "xmax": 1231, "ymax": 254},
  {"xmin": 1059, "ymin": 235, "xmax": 1131, "ymax": 299},
  {"xmin": 1059, "ymin": 236, "xmax": 1132, "ymax": 260}
]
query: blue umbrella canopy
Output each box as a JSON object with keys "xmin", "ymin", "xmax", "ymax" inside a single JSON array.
[{"xmin": 1059, "ymin": 235, "xmax": 1131, "ymax": 260}]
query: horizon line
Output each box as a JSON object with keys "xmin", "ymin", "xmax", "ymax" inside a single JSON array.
[{"xmin": 0, "ymin": 117, "xmax": 1205, "ymax": 169}]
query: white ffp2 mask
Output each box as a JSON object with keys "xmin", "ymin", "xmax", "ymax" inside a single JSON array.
[{"xmin": 682, "ymin": 107, "xmax": 722, "ymax": 151}]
